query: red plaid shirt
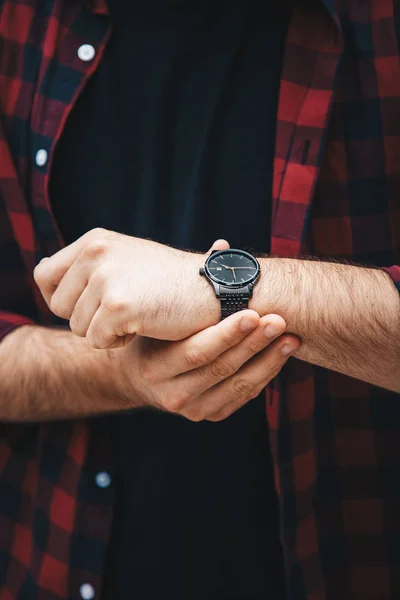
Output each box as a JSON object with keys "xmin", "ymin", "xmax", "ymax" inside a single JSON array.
[{"xmin": 1, "ymin": 0, "xmax": 400, "ymax": 598}]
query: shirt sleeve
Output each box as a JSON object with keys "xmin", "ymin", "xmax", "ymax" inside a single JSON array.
[
  {"xmin": 0, "ymin": 311, "xmax": 36, "ymax": 343},
  {"xmin": 381, "ymin": 265, "xmax": 400, "ymax": 294}
]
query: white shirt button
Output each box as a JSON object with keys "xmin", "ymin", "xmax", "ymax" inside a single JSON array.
[
  {"xmin": 35, "ymin": 149, "xmax": 48, "ymax": 167},
  {"xmin": 80, "ymin": 583, "xmax": 95, "ymax": 600},
  {"xmin": 77, "ymin": 44, "xmax": 95, "ymax": 62},
  {"xmin": 95, "ymin": 471, "xmax": 111, "ymax": 489}
]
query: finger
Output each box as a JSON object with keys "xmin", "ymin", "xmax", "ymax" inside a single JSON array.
[
  {"xmin": 142, "ymin": 309, "xmax": 261, "ymax": 382},
  {"xmin": 207, "ymin": 239, "xmax": 230, "ymax": 253},
  {"xmin": 85, "ymin": 302, "xmax": 137, "ymax": 349},
  {"xmin": 48, "ymin": 259, "xmax": 89, "ymax": 320},
  {"xmin": 103, "ymin": 333, "xmax": 137, "ymax": 349},
  {"xmin": 178, "ymin": 313, "xmax": 287, "ymax": 397},
  {"xmin": 185, "ymin": 334, "xmax": 300, "ymax": 422},
  {"xmin": 69, "ymin": 282, "xmax": 101, "ymax": 338},
  {"xmin": 33, "ymin": 228, "xmax": 107, "ymax": 306},
  {"xmin": 205, "ymin": 334, "xmax": 300, "ymax": 421}
]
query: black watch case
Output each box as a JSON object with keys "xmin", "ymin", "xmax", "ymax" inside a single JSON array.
[{"xmin": 199, "ymin": 248, "xmax": 260, "ymax": 299}]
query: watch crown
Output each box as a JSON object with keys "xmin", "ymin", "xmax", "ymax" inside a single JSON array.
[{"xmin": 199, "ymin": 267, "xmax": 205, "ymax": 276}]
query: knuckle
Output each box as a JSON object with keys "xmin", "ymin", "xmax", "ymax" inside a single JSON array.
[
  {"xmin": 269, "ymin": 362, "xmax": 282, "ymax": 381},
  {"xmin": 33, "ymin": 263, "xmax": 46, "ymax": 285},
  {"xmin": 219, "ymin": 329, "xmax": 239, "ymax": 351},
  {"xmin": 208, "ymin": 403, "xmax": 238, "ymax": 422},
  {"xmin": 232, "ymin": 377, "xmax": 255, "ymax": 398},
  {"xmin": 250, "ymin": 384, "xmax": 264, "ymax": 400},
  {"xmin": 90, "ymin": 267, "xmax": 108, "ymax": 287},
  {"xmin": 209, "ymin": 358, "xmax": 234, "ymax": 380},
  {"xmin": 212, "ymin": 409, "xmax": 233, "ymax": 423},
  {"xmin": 132, "ymin": 320, "xmax": 144, "ymax": 337},
  {"xmin": 88, "ymin": 227, "xmax": 108, "ymax": 237},
  {"xmin": 86, "ymin": 326, "xmax": 103, "ymax": 349},
  {"xmin": 260, "ymin": 354, "xmax": 285, "ymax": 382},
  {"xmin": 227, "ymin": 398, "xmax": 246, "ymax": 416},
  {"xmin": 163, "ymin": 394, "xmax": 188, "ymax": 414},
  {"xmin": 69, "ymin": 314, "xmax": 85, "ymax": 337},
  {"xmin": 101, "ymin": 292, "xmax": 127, "ymax": 313},
  {"xmin": 86, "ymin": 335, "xmax": 101, "ymax": 349},
  {"xmin": 207, "ymin": 413, "xmax": 223, "ymax": 422},
  {"xmin": 49, "ymin": 294, "xmax": 70, "ymax": 319},
  {"xmin": 246, "ymin": 339, "xmax": 266, "ymax": 354},
  {"xmin": 82, "ymin": 239, "xmax": 110, "ymax": 261},
  {"xmin": 183, "ymin": 346, "xmax": 209, "ymax": 369},
  {"xmin": 181, "ymin": 409, "xmax": 204, "ymax": 423}
]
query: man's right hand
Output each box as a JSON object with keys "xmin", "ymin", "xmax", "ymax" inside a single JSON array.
[
  {"xmin": 115, "ymin": 309, "xmax": 300, "ymax": 422},
  {"xmin": 0, "ymin": 309, "xmax": 299, "ymax": 422}
]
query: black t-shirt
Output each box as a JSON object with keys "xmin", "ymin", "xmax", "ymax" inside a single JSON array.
[{"xmin": 49, "ymin": 1, "xmax": 291, "ymax": 599}]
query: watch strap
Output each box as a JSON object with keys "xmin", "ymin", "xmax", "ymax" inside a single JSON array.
[{"xmin": 219, "ymin": 286, "xmax": 250, "ymax": 319}]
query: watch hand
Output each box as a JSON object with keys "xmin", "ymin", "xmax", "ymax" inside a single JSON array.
[{"xmin": 231, "ymin": 268, "xmax": 237, "ymax": 282}]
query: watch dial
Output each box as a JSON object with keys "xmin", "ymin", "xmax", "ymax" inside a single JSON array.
[{"xmin": 206, "ymin": 250, "xmax": 259, "ymax": 285}]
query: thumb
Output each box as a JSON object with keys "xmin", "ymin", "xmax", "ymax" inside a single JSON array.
[{"xmin": 207, "ymin": 238, "xmax": 230, "ymax": 254}]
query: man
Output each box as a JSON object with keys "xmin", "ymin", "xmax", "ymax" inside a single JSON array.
[{"xmin": 0, "ymin": 0, "xmax": 399, "ymax": 599}]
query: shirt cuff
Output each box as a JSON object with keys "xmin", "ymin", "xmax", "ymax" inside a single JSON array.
[{"xmin": 381, "ymin": 265, "xmax": 400, "ymax": 294}]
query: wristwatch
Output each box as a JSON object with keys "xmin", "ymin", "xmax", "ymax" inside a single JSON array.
[{"xmin": 199, "ymin": 249, "xmax": 261, "ymax": 319}]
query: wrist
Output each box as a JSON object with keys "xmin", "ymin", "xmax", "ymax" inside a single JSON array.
[
  {"xmin": 187, "ymin": 253, "xmax": 221, "ymax": 331},
  {"xmin": 66, "ymin": 334, "xmax": 124, "ymax": 410},
  {"xmin": 249, "ymin": 257, "xmax": 283, "ymax": 319}
]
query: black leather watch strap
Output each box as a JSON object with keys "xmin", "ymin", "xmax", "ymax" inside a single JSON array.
[{"xmin": 219, "ymin": 286, "xmax": 250, "ymax": 319}]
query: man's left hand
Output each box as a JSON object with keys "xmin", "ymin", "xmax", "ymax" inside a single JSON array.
[{"xmin": 34, "ymin": 228, "xmax": 226, "ymax": 348}]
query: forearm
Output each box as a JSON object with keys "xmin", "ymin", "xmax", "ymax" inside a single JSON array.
[
  {"xmin": 0, "ymin": 325, "xmax": 127, "ymax": 421},
  {"xmin": 251, "ymin": 258, "xmax": 400, "ymax": 392}
]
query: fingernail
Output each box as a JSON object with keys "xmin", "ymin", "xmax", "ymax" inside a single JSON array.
[
  {"xmin": 240, "ymin": 317, "xmax": 257, "ymax": 332},
  {"xmin": 280, "ymin": 343, "xmax": 297, "ymax": 356},
  {"xmin": 264, "ymin": 323, "xmax": 282, "ymax": 338}
]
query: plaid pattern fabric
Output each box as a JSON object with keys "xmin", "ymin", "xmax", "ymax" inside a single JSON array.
[{"xmin": 0, "ymin": 0, "xmax": 399, "ymax": 598}]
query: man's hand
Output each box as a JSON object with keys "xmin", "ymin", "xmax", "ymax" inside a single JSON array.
[
  {"xmin": 0, "ymin": 310, "xmax": 300, "ymax": 422},
  {"xmin": 115, "ymin": 309, "xmax": 300, "ymax": 421},
  {"xmin": 34, "ymin": 229, "xmax": 223, "ymax": 348}
]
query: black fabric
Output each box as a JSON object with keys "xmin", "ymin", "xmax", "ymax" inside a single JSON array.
[{"xmin": 49, "ymin": 0, "xmax": 290, "ymax": 598}]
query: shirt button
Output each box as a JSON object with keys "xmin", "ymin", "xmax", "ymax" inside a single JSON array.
[
  {"xmin": 95, "ymin": 471, "xmax": 111, "ymax": 489},
  {"xmin": 77, "ymin": 44, "xmax": 96, "ymax": 62},
  {"xmin": 35, "ymin": 149, "xmax": 48, "ymax": 167},
  {"xmin": 79, "ymin": 583, "xmax": 95, "ymax": 600}
]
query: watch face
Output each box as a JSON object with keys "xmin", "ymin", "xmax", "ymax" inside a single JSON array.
[{"xmin": 205, "ymin": 249, "xmax": 260, "ymax": 287}]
